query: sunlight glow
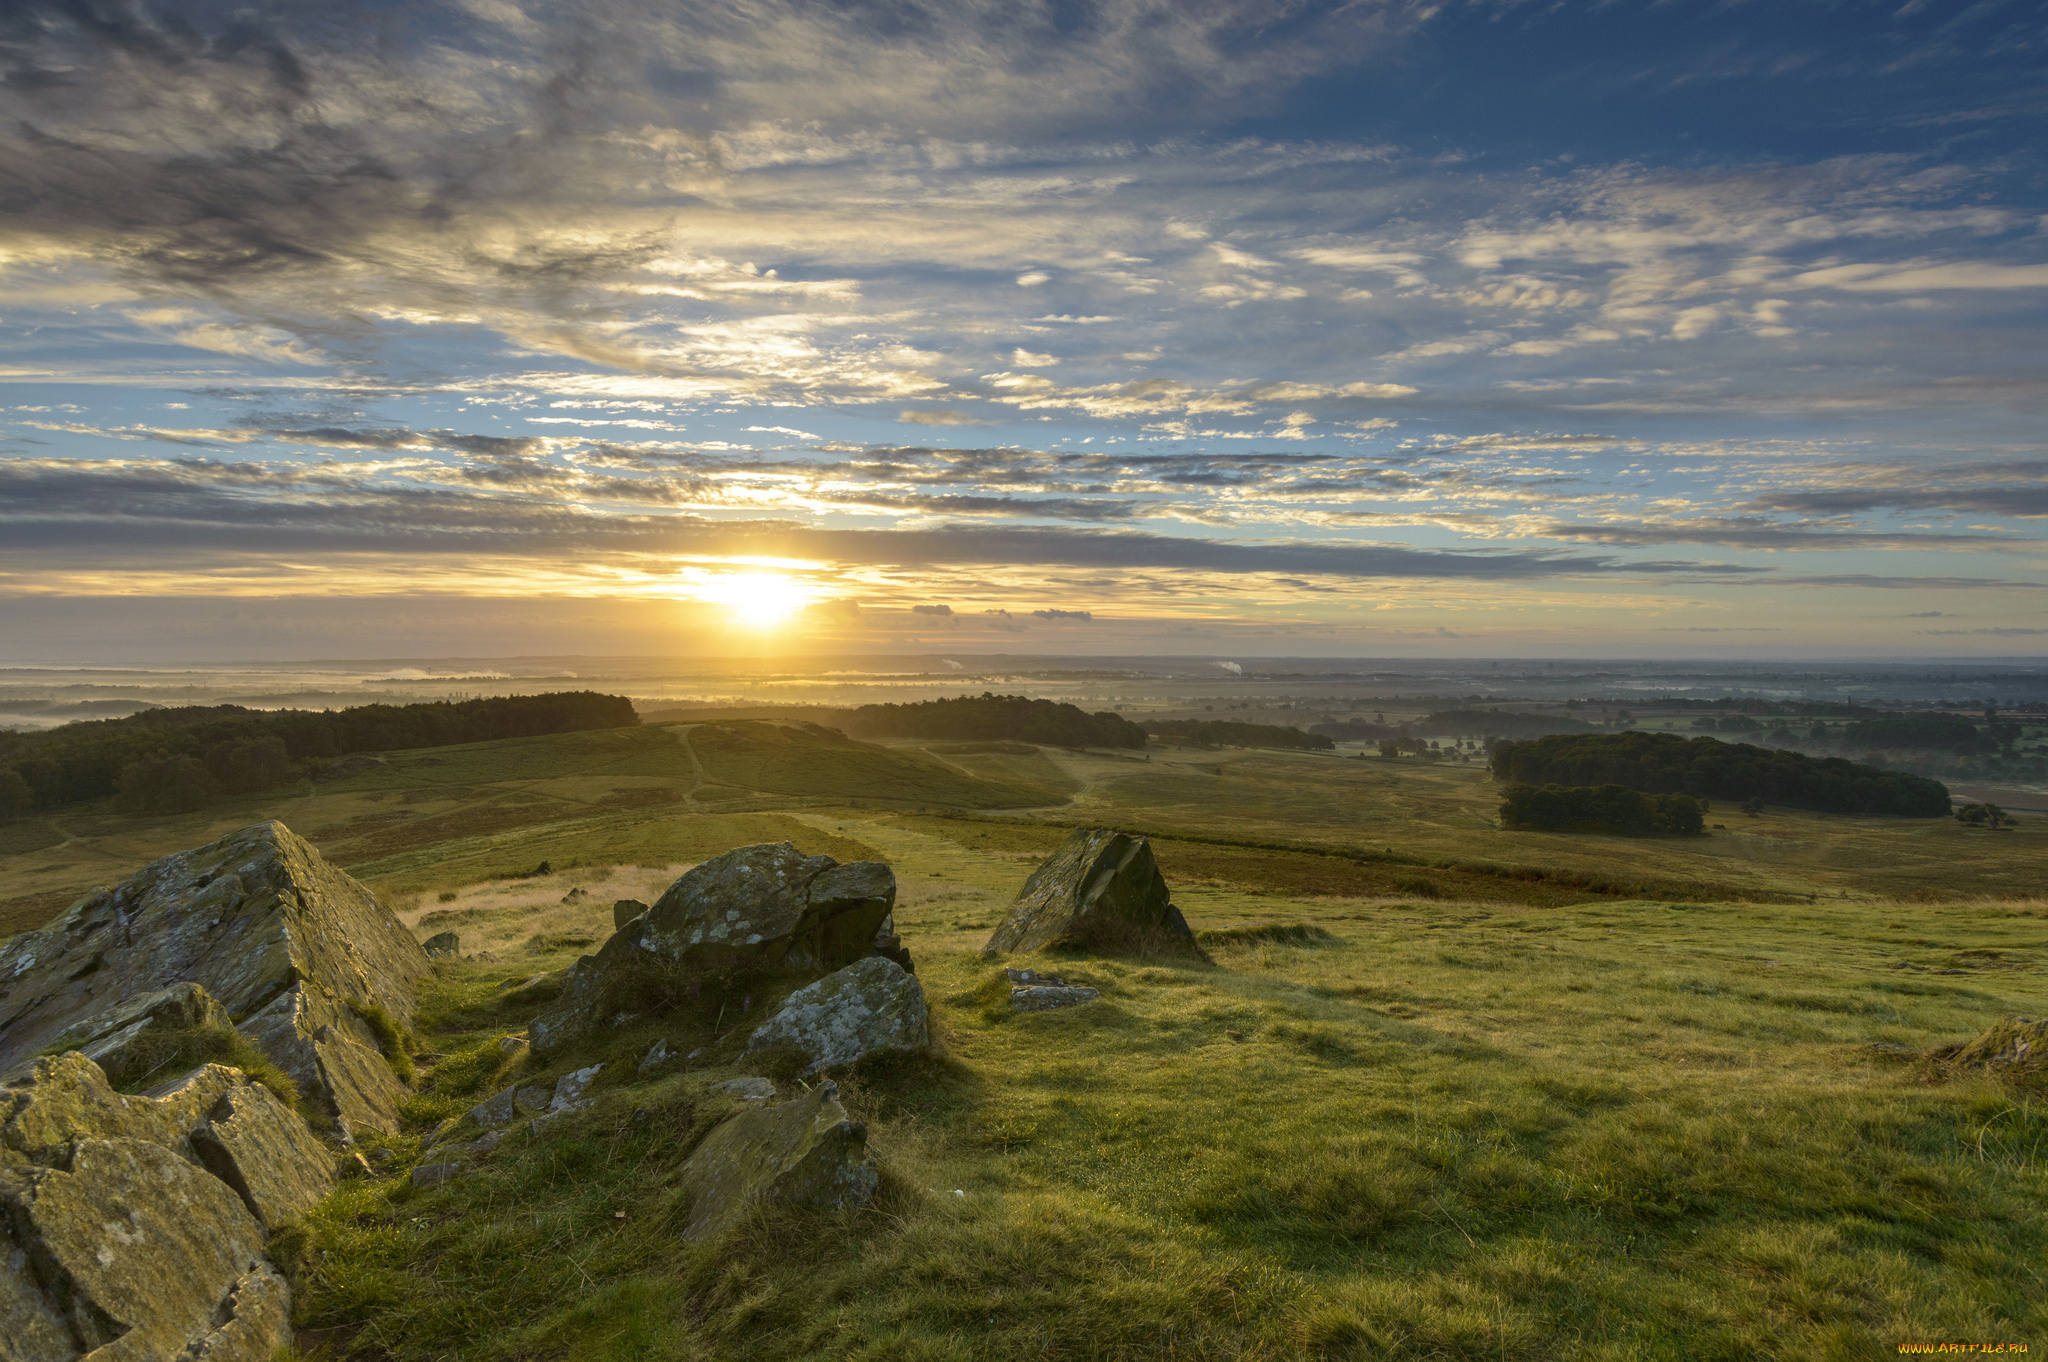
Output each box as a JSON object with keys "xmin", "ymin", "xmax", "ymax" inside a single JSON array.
[{"xmin": 685, "ymin": 570, "xmax": 821, "ymax": 628}]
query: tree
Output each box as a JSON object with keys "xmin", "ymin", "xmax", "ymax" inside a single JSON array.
[
  {"xmin": 1378, "ymin": 740, "xmax": 1400, "ymax": 759},
  {"xmin": 203, "ymin": 736, "xmax": 294, "ymax": 794},
  {"xmin": 0, "ymin": 767, "xmax": 30, "ymax": 820},
  {"xmin": 1740, "ymin": 797, "xmax": 1765, "ymax": 816},
  {"xmin": 114, "ymin": 754, "xmax": 218, "ymax": 814},
  {"xmin": 1955, "ymin": 803, "xmax": 2009, "ymax": 829}
]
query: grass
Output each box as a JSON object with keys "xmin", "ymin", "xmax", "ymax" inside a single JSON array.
[
  {"xmin": 3, "ymin": 720, "xmax": 2043, "ymax": 1357},
  {"xmin": 282, "ymin": 835, "xmax": 2047, "ymax": 1360}
]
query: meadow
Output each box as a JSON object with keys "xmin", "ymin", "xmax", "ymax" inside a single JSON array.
[{"xmin": 1, "ymin": 719, "xmax": 2042, "ymax": 1359}]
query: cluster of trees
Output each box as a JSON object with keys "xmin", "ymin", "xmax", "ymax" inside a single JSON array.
[
  {"xmin": 1841, "ymin": 714, "xmax": 1996, "ymax": 753},
  {"xmin": 1145, "ymin": 719, "xmax": 1334, "ymax": 751},
  {"xmin": 1490, "ymin": 732, "xmax": 1951, "ymax": 817},
  {"xmin": 0, "ymin": 692, "xmax": 639, "ymax": 816},
  {"xmin": 841, "ymin": 693, "xmax": 1147, "ymax": 748},
  {"xmin": 1499, "ymin": 783, "xmax": 1706, "ymax": 837},
  {"xmin": 1955, "ymin": 803, "xmax": 2014, "ymax": 829}
]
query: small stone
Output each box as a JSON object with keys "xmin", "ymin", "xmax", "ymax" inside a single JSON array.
[
  {"xmin": 1011, "ymin": 984, "xmax": 1102, "ymax": 1012},
  {"xmin": 411, "ymin": 1161, "xmax": 464, "ymax": 1188},
  {"xmin": 711, "ymin": 1076, "xmax": 777, "ymax": 1102},
  {"xmin": 549, "ymin": 1064, "xmax": 603, "ymax": 1113},
  {"xmin": 1005, "ymin": 967, "xmax": 1064, "ymax": 987},
  {"xmin": 422, "ymin": 931, "xmax": 462, "ymax": 959},
  {"xmin": 497, "ymin": 1034, "xmax": 530, "ymax": 1058},
  {"xmin": 562, "ymin": 888, "xmax": 588, "ymax": 904},
  {"xmin": 638, "ymin": 1040, "xmax": 672, "ymax": 1075}
]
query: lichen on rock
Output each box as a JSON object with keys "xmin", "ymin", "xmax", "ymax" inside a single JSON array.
[
  {"xmin": 532, "ymin": 843, "xmax": 896, "ymax": 1055},
  {"xmin": 983, "ymin": 828, "xmax": 1202, "ymax": 957},
  {"xmin": 745, "ymin": 956, "xmax": 929, "ymax": 1075}
]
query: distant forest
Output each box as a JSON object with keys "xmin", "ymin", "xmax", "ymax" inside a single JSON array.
[
  {"xmin": 1490, "ymin": 732, "xmax": 1951, "ymax": 817},
  {"xmin": 1145, "ymin": 719, "xmax": 1334, "ymax": 751},
  {"xmin": 1499, "ymin": 783, "xmax": 1706, "ymax": 837},
  {"xmin": 0, "ymin": 692, "xmax": 639, "ymax": 815},
  {"xmin": 841, "ymin": 694, "xmax": 1147, "ymax": 749}
]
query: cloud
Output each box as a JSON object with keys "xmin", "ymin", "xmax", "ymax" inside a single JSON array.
[
  {"xmin": 897, "ymin": 409, "xmax": 989, "ymax": 427},
  {"xmin": 1031, "ymin": 608, "xmax": 1092, "ymax": 621},
  {"xmin": 911, "ymin": 603, "xmax": 953, "ymax": 615}
]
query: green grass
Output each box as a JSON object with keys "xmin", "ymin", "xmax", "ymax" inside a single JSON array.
[{"xmin": 287, "ymin": 875, "xmax": 2047, "ymax": 1360}]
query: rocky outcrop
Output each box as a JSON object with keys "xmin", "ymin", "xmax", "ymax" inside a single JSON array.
[
  {"xmin": 0, "ymin": 822, "xmax": 430, "ymax": 1136},
  {"xmin": 745, "ymin": 957, "xmax": 929, "ymax": 1075},
  {"xmin": 0, "ymin": 1053, "xmax": 328, "ymax": 1361},
  {"xmin": 983, "ymin": 828, "xmax": 1200, "ymax": 957},
  {"xmin": 1005, "ymin": 967, "xmax": 1102, "ymax": 1012},
  {"xmin": 677, "ymin": 1080, "xmax": 877, "ymax": 1242},
  {"xmin": 532, "ymin": 843, "xmax": 896, "ymax": 1055},
  {"xmin": 237, "ymin": 982, "xmax": 409, "ymax": 1136},
  {"xmin": 422, "ymin": 931, "xmax": 461, "ymax": 959},
  {"xmin": 190, "ymin": 1083, "xmax": 335, "ymax": 1233},
  {"xmin": 36, "ymin": 982, "xmax": 234, "ymax": 1086}
]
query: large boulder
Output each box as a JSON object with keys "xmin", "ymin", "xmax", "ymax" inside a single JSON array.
[
  {"xmin": 744, "ymin": 957, "xmax": 929, "ymax": 1075},
  {"xmin": 676, "ymin": 1080, "xmax": 878, "ymax": 1243},
  {"xmin": 532, "ymin": 843, "xmax": 896, "ymax": 1055},
  {"xmin": 983, "ymin": 828, "xmax": 1200, "ymax": 956},
  {"xmin": 0, "ymin": 822, "xmax": 430, "ymax": 1135},
  {"xmin": 0, "ymin": 1138, "xmax": 289, "ymax": 1361},
  {"xmin": 191, "ymin": 1082, "xmax": 336, "ymax": 1233}
]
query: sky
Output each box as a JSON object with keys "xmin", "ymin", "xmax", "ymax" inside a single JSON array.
[{"xmin": 1, "ymin": 0, "xmax": 2045, "ymax": 662}]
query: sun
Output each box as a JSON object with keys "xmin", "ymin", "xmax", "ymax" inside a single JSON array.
[{"xmin": 688, "ymin": 571, "xmax": 818, "ymax": 628}]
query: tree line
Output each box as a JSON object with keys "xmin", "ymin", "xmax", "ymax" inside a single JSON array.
[
  {"xmin": 1489, "ymin": 732, "xmax": 1951, "ymax": 817},
  {"xmin": 1499, "ymin": 783, "xmax": 1706, "ymax": 837},
  {"xmin": 0, "ymin": 692, "xmax": 639, "ymax": 816},
  {"xmin": 841, "ymin": 694, "xmax": 1148, "ymax": 748}
]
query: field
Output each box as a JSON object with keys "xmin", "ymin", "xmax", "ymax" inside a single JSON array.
[{"xmin": 2, "ymin": 720, "xmax": 2043, "ymax": 1359}]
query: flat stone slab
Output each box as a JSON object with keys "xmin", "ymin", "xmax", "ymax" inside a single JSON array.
[{"xmin": 1004, "ymin": 969, "xmax": 1102, "ymax": 1012}]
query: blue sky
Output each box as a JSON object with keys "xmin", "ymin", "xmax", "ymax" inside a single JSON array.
[{"xmin": 1, "ymin": 0, "xmax": 2044, "ymax": 659}]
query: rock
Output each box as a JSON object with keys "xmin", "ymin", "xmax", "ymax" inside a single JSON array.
[
  {"xmin": 422, "ymin": 931, "xmax": 462, "ymax": 959},
  {"xmin": 614, "ymin": 898, "xmax": 650, "ymax": 929},
  {"xmin": 871, "ymin": 912, "xmax": 915, "ymax": 973},
  {"xmin": 745, "ymin": 957, "xmax": 929, "ymax": 1075},
  {"xmin": 711, "ymin": 1076, "xmax": 778, "ymax": 1102},
  {"xmin": 637, "ymin": 1039, "xmax": 672, "ymax": 1075},
  {"xmin": 1952, "ymin": 1015, "xmax": 2046, "ymax": 1073},
  {"xmin": 562, "ymin": 888, "xmax": 588, "ymax": 904},
  {"xmin": 3, "ymin": 1054, "xmax": 233, "ymax": 1167},
  {"xmin": 549, "ymin": 1064, "xmax": 603, "ymax": 1113},
  {"xmin": 467, "ymin": 1083, "xmax": 551, "ymax": 1129},
  {"xmin": 676, "ymin": 1080, "xmax": 878, "ymax": 1242},
  {"xmin": 0, "ymin": 1137, "xmax": 288, "ymax": 1360},
  {"xmin": 238, "ymin": 982, "xmax": 408, "ymax": 1137},
  {"xmin": 1005, "ymin": 967, "xmax": 1100, "ymax": 1010},
  {"xmin": 532, "ymin": 843, "xmax": 897, "ymax": 1056},
  {"xmin": 0, "ymin": 822, "xmax": 430, "ymax": 1135},
  {"xmin": 497, "ymin": 1034, "xmax": 530, "ymax": 1059},
  {"xmin": 983, "ymin": 828, "xmax": 1201, "ymax": 957},
  {"xmin": 190, "ymin": 1083, "xmax": 335, "ymax": 1233},
  {"xmin": 411, "ymin": 1161, "xmax": 464, "ymax": 1189},
  {"xmin": 469, "ymin": 950, "xmax": 500, "ymax": 963},
  {"xmin": 1011, "ymin": 983, "xmax": 1103, "ymax": 1012},
  {"xmin": 38, "ymin": 982, "xmax": 237, "ymax": 1088}
]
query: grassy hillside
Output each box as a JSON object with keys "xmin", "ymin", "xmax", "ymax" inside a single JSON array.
[
  {"xmin": 284, "ymin": 816, "xmax": 2046, "ymax": 1359},
  {"xmin": 4, "ymin": 714, "xmax": 2044, "ymax": 1357}
]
